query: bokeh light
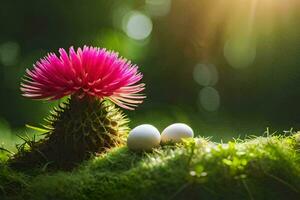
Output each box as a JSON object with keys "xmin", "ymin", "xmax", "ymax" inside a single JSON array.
[
  {"xmin": 0, "ymin": 41, "xmax": 20, "ymax": 66},
  {"xmin": 94, "ymin": 29, "xmax": 149, "ymax": 61},
  {"xmin": 198, "ymin": 87, "xmax": 220, "ymax": 112},
  {"xmin": 145, "ymin": 0, "xmax": 172, "ymax": 17},
  {"xmin": 122, "ymin": 11, "xmax": 153, "ymax": 40},
  {"xmin": 224, "ymin": 36, "xmax": 256, "ymax": 69},
  {"xmin": 112, "ymin": 4, "xmax": 131, "ymax": 30},
  {"xmin": 193, "ymin": 63, "xmax": 218, "ymax": 86}
]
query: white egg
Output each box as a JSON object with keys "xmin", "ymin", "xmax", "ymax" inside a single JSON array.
[
  {"xmin": 161, "ymin": 123, "xmax": 194, "ymax": 143},
  {"xmin": 127, "ymin": 124, "xmax": 161, "ymax": 151}
]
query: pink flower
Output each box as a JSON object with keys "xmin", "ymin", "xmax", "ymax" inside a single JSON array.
[{"xmin": 21, "ymin": 46, "xmax": 145, "ymax": 110}]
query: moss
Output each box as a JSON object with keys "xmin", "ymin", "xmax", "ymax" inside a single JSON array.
[{"xmin": 1, "ymin": 133, "xmax": 300, "ymax": 200}]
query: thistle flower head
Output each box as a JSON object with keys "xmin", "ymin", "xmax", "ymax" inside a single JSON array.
[{"xmin": 21, "ymin": 46, "xmax": 145, "ymax": 110}]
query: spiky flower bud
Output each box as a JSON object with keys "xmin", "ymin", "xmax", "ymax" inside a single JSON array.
[{"xmin": 11, "ymin": 46, "xmax": 145, "ymax": 169}]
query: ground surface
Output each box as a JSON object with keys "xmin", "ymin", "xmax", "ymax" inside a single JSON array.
[{"xmin": 0, "ymin": 132, "xmax": 300, "ymax": 200}]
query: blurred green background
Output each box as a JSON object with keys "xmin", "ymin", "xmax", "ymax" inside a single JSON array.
[{"xmin": 0, "ymin": 0, "xmax": 300, "ymax": 148}]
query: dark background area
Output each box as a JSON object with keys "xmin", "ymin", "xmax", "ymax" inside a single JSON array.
[{"xmin": 0, "ymin": 0, "xmax": 300, "ymax": 144}]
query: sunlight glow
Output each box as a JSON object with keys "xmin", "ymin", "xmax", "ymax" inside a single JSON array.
[{"xmin": 192, "ymin": 0, "xmax": 298, "ymax": 68}]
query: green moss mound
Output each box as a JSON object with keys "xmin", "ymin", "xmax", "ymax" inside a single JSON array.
[
  {"xmin": 9, "ymin": 97, "xmax": 129, "ymax": 170},
  {"xmin": 1, "ymin": 133, "xmax": 300, "ymax": 200}
]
